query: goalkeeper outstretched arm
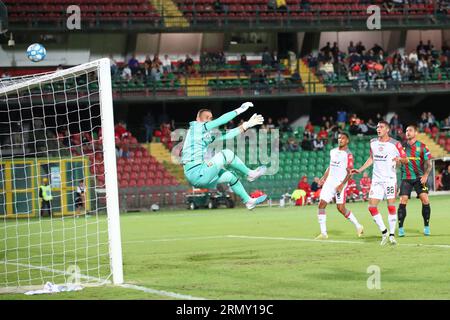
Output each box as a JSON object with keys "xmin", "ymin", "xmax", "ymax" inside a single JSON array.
[{"xmin": 204, "ymin": 102, "xmax": 254, "ymax": 131}]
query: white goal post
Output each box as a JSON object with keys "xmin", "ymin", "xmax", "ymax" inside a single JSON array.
[{"xmin": 0, "ymin": 58, "xmax": 123, "ymax": 291}]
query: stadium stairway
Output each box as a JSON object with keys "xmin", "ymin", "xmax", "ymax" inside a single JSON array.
[
  {"xmin": 185, "ymin": 77, "xmax": 209, "ymax": 96},
  {"xmin": 299, "ymin": 59, "xmax": 326, "ymax": 94},
  {"xmin": 417, "ymin": 133, "xmax": 449, "ymax": 158},
  {"xmin": 146, "ymin": 142, "xmax": 188, "ymax": 184},
  {"xmin": 150, "ymin": 0, "xmax": 189, "ymax": 27}
]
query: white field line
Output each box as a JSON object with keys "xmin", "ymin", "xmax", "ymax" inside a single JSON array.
[
  {"xmin": 225, "ymin": 235, "xmax": 450, "ymax": 249},
  {"xmin": 124, "ymin": 234, "xmax": 450, "ymax": 249},
  {"xmin": 0, "ymin": 260, "xmax": 206, "ymax": 300}
]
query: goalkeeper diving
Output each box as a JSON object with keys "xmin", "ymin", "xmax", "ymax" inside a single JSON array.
[{"xmin": 181, "ymin": 102, "xmax": 267, "ymax": 210}]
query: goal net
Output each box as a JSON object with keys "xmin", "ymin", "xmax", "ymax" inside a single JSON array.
[{"xmin": 0, "ymin": 59, "xmax": 123, "ymax": 293}]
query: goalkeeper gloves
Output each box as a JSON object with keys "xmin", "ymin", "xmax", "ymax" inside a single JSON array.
[
  {"xmin": 234, "ymin": 102, "xmax": 254, "ymax": 115},
  {"xmin": 242, "ymin": 113, "xmax": 264, "ymax": 131}
]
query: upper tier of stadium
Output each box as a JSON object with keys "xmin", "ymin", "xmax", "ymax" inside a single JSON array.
[{"xmin": 2, "ymin": 0, "xmax": 449, "ymax": 31}]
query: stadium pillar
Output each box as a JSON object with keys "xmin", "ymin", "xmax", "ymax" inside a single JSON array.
[{"xmin": 300, "ymin": 32, "xmax": 321, "ymax": 57}]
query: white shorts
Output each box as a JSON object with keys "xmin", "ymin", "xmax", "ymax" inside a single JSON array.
[
  {"xmin": 369, "ymin": 180, "xmax": 397, "ymax": 200},
  {"xmin": 319, "ymin": 181, "xmax": 347, "ymax": 204}
]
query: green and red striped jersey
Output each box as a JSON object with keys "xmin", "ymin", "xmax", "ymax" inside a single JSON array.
[{"xmin": 401, "ymin": 140, "xmax": 432, "ymax": 180}]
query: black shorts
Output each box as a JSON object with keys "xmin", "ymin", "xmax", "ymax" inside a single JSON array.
[
  {"xmin": 399, "ymin": 179, "xmax": 428, "ymax": 198},
  {"xmin": 75, "ymin": 196, "xmax": 84, "ymax": 208}
]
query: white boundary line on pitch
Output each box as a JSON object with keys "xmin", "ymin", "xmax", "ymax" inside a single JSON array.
[
  {"xmin": 123, "ymin": 235, "xmax": 228, "ymax": 244},
  {"xmin": 0, "ymin": 260, "xmax": 206, "ymax": 300},
  {"xmin": 225, "ymin": 235, "xmax": 450, "ymax": 249}
]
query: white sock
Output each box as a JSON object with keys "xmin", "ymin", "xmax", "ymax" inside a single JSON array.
[
  {"xmin": 373, "ymin": 214, "xmax": 387, "ymax": 232},
  {"xmin": 345, "ymin": 210, "xmax": 360, "ymax": 228},
  {"xmin": 318, "ymin": 209, "xmax": 327, "ymax": 235},
  {"xmin": 388, "ymin": 214, "xmax": 397, "ymax": 235}
]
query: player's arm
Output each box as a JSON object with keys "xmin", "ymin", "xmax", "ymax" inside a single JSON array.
[
  {"xmin": 352, "ymin": 155, "xmax": 373, "ymax": 174},
  {"xmin": 204, "ymin": 102, "xmax": 254, "ymax": 131},
  {"xmin": 217, "ymin": 114, "xmax": 264, "ymax": 141},
  {"xmin": 393, "ymin": 141, "xmax": 408, "ymax": 165},
  {"xmin": 420, "ymin": 146, "xmax": 433, "ymax": 185},
  {"xmin": 319, "ymin": 167, "xmax": 329, "ymax": 186}
]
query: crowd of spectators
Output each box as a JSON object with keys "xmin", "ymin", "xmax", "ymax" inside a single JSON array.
[{"xmin": 307, "ymin": 39, "xmax": 450, "ymax": 91}]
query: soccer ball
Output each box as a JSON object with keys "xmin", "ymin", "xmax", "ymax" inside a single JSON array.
[
  {"xmin": 151, "ymin": 204, "xmax": 160, "ymax": 212},
  {"xmin": 26, "ymin": 43, "xmax": 46, "ymax": 62}
]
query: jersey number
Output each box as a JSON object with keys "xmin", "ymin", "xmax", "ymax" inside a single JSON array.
[{"xmin": 386, "ymin": 186, "xmax": 395, "ymax": 195}]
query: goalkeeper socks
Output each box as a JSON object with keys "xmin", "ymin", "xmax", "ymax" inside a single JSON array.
[
  {"xmin": 229, "ymin": 178, "xmax": 251, "ymax": 203},
  {"xmin": 369, "ymin": 206, "xmax": 387, "ymax": 232},
  {"xmin": 397, "ymin": 203, "xmax": 407, "ymax": 228},
  {"xmin": 318, "ymin": 209, "xmax": 327, "ymax": 235},
  {"xmin": 422, "ymin": 203, "xmax": 431, "ymax": 227},
  {"xmin": 388, "ymin": 205, "xmax": 397, "ymax": 235},
  {"xmin": 222, "ymin": 150, "xmax": 250, "ymax": 176},
  {"xmin": 344, "ymin": 209, "xmax": 360, "ymax": 228}
]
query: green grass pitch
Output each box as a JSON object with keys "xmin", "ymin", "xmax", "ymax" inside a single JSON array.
[{"xmin": 2, "ymin": 196, "xmax": 450, "ymax": 300}]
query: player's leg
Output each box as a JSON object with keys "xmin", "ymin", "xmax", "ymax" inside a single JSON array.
[
  {"xmin": 386, "ymin": 197, "xmax": 398, "ymax": 245},
  {"xmin": 397, "ymin": 196, "xmax": 408, "ymax": 237},
  {"xmin": 216, "ymin": 169, "xmax": 266, "ymax": 210},
  {"xmin": 219, "ymin": 149, "xmax": 266, "ymax": 181},
  {"xmin": 415, "ymin": 181, "xmax": 431, "ymax": 235},
  {"xmin": 368, "ymin": 183, "xmax": 388, "ymax": 245},
  {"xmin": 316, "ymin": 200, "xmax": 329, "ymax": 239},
  {"xmin": 336, "ymin": 200, "xmax": 364, "ymax": 237},
  {"xmin": 398, "ymin": 179, "xmax": 412, "ymax": 237}
]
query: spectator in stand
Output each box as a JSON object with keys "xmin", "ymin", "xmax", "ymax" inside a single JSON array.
[
  {"xmin": 109, "ymin": 54, "xmax": 118, "ymax": 77},
  {"xmin": 262, "ymin": 117, "xmax": 276, "ymax": 130},
  {"xmin": 312, "ymin": 134, "xmax": 325, "ymax": 151},
  {"xmin": 360, "ymin": 172, "xmax": 371, "ymax": 201},
  {"xmin": 184, "ymin": 54, "xmax": 195, "ymax": 74},
  {"xmin": 418, "ymin": 56, "xmax": 430, "ymax": 79},
  {"xmin": 310, "ymin": 177, "xmax": 322, "ymax": 203},
  {"xmin": 144, "ymin": 55, "xmax": 152, "ymax": 65},
  {"xmin": 336, "ymin": 109, "xmax": 347, "ymax": 130},
  {"xmin": 271, "ymin": 51, "xmax": 280, "ymax": 69},
  {"xmin": 390, "ymin": 66, "xmax": 402, "ymax": 90},
  {"xmin": 389, "ymin": 113, "xmax": 403, "ymax": 135},
  {"xmin": 366, "ymin": 118, "xmax": 377, "ymax": 135},
  {"xmin": 348, "ymin": 41, "xmax": 357, "ymax": 54},
  {"xmin": 143, "ymin": 111, "xmax": 155, "ymax": 143},
  {"xmin": 151, "ymin": 64, "xmax": 162, "ymax": 81},
  {"xmin": 301, "ymin": 136, "xmax": 313, "ymax": 151},
  {"xmin": 286, "ymin": 137, "xmax": 299, "ymax": 152},
  {"xmin": 121, "ymin": 65, "xmax": 132, "ymax": 81},
  {"xmin": 442, "ymin": 164, "xmax": 450, "ymax": 190},
  {"xmin": 114, "ymin": 121, "xmax": 129, "ymax": 140},
  {"xmin": 142, "ymin": 61, "xmax": 152, "ymax": 82},
  {"xmin": 358, "ymin": 120, "xmax": 369, "ymax": 135},
  {"xmin": 427, "ymin": 112, "xmax": 436, "ymax": 128},
  {"xmin": 419, "ymin": 112, "xmax": 428, "ymax": 130},
  {"xmin": 319, "ymin": 60, "xmax": 335, "ymax": 81},
  {"xmin": 240, "ymin": 54, "xmax": 252, "ymax": 75},
  {"xmin": 162, "ymin": 54, "xmax": 172, "ymax": 73},
  {"xmin": 305, "ymin": 121, "xmax": 314, "ymax": 135},
  {"xmin": 298, "ymin": 176, "xmax": 312, "ymax": 204},
  {"xmin": 262, "ymin": 47, "xmax": 273, "ymax": 67},
  {"xmin": 317, "ymin": 126, "xmax": 329, "ymax": 142},
  {"xmin": 128, "ymin": 54, "xmax": 140, "ymax": 75},
  {"xmin": 346, "ymin": 178, "xmax": 359, "ymax": 202}
]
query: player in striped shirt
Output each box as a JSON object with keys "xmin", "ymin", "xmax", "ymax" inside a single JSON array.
[
  {"xmin": 398, "ymin": 124, "xmax": 432, "ymax": 237},
  {"xmin": 181, "ymin": 102, "xmax": 267, "ymax": 210}
]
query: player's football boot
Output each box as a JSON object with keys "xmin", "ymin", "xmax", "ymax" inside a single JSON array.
[
  {"xmin": 245, "ymin": 194, "xmax": 267, "ymax": 210},
  {"xmin": 247, "ymin": 166, "xmax": 267, "ymax": 182},
  {"xmin": 389, "ymin": 235, "xmax": 397, "ymax": 245},
  {"xmin": 315, "ymin": 233, "xmax": 328, "ymax": 240},
  {"xmin": 357, "ymin": 225, "xmax": 364, "ymax": 238},
  {"xmin": 380, "ymin": 233, "xmax": 389, "ymax": 246},
  {"xmin": 398, "ymin": 227, "xmax": 405, "ymax": 237},
  {"xmin": 424, "ymin": 226, "xmax": 430, "ymax": 236}
]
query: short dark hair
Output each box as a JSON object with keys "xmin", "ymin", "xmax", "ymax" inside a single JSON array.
[
  {"xmin": 339, "ymin": 132, "xmax": 350, "ymax": 140},
  {"xmin": 406, "ymin": 124, "xmax": 418, "ymax": 131},
  {"xmin": 197, "ymin": 109, "xmax": 211, "ymax": 118},
  {"xmin": 378, "ymin": 120, "xmax": 390, "ymax": 128}
]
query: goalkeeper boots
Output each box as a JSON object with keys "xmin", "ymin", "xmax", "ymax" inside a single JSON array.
[
  {"xmin": 247, "ymin": 166, "xmax": 267, "ymax": 182},
  {"xmin": 424, "ymin": 226, "xmax": 431, "ymax": 236},
  {"xmin": 245, "ymin": 194, "xmax": 267, "ymax": 210},
  {"xmin": 398, "ymin": 227, "xmax": 405, "ymax": 237}
]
